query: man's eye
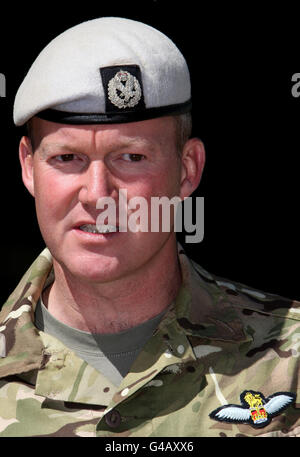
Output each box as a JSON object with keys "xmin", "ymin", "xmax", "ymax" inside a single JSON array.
[
  {"xmin": 57, "ymin": 154, "xmax": 75, "ymax": 162},
  {"xmin": 123, "ymin": 153, "xmax": 145, "ymax": 162}
]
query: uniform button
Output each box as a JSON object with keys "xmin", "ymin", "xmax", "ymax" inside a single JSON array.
[{"xmin": 105, "ymin": 409, "xmax": 121, "ymax": 428}]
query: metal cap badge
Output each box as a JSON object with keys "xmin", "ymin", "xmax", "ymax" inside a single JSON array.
[{"xmin": 101, "ymin": 65, "xmax": 145, "ymax": 112}]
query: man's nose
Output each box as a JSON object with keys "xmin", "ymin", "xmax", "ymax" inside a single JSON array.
[{"xmin": 78, "ymin": 160, "xmax": 115, "ymax": 206}]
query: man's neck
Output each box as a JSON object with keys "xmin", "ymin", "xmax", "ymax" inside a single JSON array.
[{"xmin": 43, "ymin": 238, "xmax": 182, "ymax": 334}]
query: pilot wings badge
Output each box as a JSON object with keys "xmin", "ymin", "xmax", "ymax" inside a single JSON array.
[{"xmin": 209, "ymin": 390, "xmax": 296, "ymax": 428}]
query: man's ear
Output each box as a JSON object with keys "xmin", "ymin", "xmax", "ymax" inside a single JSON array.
[
  {"xmin": 19, "ymin": 136, "xmax": 35, "ymax": 197},
  {"xmin": 179, "ymin": 137, "xmax": 205, "ymax": 199}
]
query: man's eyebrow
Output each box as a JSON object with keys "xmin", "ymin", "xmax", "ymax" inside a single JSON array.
[
  {"xmin": 39, "ymin": 143, "xmax": 82, "ymax": 158},
  {"xmin": 39, "ymin": 138, "xmax": 157, "ymax": 158},
  {"xmin": 113, "ymin": 138, "xmax": 157, "ymax": 151}
]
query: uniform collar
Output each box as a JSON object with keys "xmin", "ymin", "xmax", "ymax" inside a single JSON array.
[{"xmin": 174, "ymin": 245, "xmax": 248, "ymax": 342}]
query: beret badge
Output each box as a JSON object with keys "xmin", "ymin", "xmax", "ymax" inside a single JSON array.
[
  {"xmin": 100, "ymin": 65, "xmax": 145, "ymax": 114},
  {"xmin": 108, "ymin": 70, "xmax": 142, "ymax": 109}
]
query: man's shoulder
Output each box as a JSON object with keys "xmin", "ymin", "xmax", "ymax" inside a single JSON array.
[
  {"xmin": 0, "ymin": 248, "xmax": 52, "ymax": 319},
  {"xmin": 185, "ymin": 251, "xmax": 300, "ymax": 321},
  {"xmin": 176, "ymin": 249, "xmax": 300, "ymax": 351},
  {"xmin": 0, "ymin": 248, "xmax": 53, "ymax": 379}
]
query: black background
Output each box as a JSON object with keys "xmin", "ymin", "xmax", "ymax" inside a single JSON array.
[{"xmin": 0, "ymin": 1, "xmax": 299, "ymax": 305}]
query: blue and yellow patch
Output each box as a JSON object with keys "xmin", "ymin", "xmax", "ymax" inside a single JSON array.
[{"xmin": 209, "ymin": 390, "xmax": 296, "ymax": 429}]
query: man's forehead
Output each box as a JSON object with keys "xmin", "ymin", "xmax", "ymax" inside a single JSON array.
[
  {"xmin": 33, "ymin": 116, "xmax": 176, "ymax": 151},
  {"xmin": 39, "ymin": 137, "xmax": 157, "ymax": 155}
]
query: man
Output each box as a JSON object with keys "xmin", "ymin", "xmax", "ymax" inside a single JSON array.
[{"xmin": 0, "ymin": 17, "xmax": 299, "ymax": 437}]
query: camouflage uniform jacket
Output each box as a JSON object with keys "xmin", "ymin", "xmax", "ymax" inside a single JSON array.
[{"xmin": 0, "ymin": 247, "xmax": 299, "ymax": 437}]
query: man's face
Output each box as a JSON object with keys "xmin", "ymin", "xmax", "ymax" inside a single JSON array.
[{"xmin": 20, "ymin": 116, "xmax": 190, "ymax": 283}]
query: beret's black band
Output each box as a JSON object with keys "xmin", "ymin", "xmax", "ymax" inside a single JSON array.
[{"xmin": 35, "ymin": 99, "xmax": 192, "ymax": 125}]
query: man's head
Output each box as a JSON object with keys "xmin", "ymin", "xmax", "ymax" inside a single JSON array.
[{"xmin": 15, "ymin": 17, "xmax": 205, "ymax": 284}]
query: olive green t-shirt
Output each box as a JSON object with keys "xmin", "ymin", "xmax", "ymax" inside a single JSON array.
[{"xmin": 35, "ymin": 295, "xmax": 166, "ymax": 387}]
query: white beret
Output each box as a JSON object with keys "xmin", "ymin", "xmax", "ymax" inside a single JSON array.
[{"xmin": 13, "ymin": 17, "xmax": 191, "ymax": 126}]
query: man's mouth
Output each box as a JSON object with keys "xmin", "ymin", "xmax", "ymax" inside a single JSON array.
[{"xmin": 79, "ymin": 224, "xmax": 118, "ymax": 234}]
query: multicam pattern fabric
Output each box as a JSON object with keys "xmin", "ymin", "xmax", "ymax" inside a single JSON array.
[{"xmin": 0, "ymin": 246, "xmax": 299, "ymax": 437}]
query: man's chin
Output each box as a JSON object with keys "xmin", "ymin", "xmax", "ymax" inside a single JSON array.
[{"xmin": 52, "ymin": 251, "xmax": 123, "ymax": 284}]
